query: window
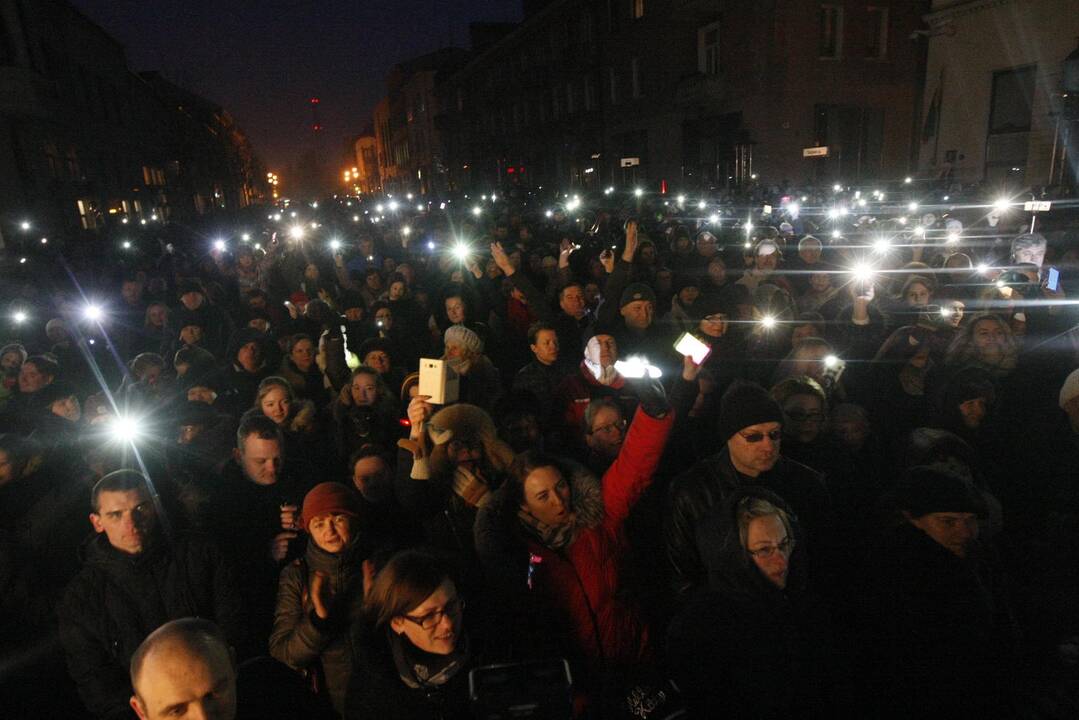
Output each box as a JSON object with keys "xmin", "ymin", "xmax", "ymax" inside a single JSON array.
[
  {"xmin": 609, "ymin": 67, "xmax": 618, "ymax": 104},
  {"xmin": 76, "ymin": 199, "xmax": 98, "ymax": 230},
  {"xmin": 631, "ymin": 58, "xmax": 641, "ymax": 99},
  {"xmin": 867, "ymin": 6, "xmax": 889, "ymax": 59},
  {"xmin": 584, "ymin": 75, "xmax": 596, "ymax": 111},
  {"xmin": 698, "ymin": 22, "xmax": 720, "ymax": 75},
  {"xmin": 819, "ymin": 5, "xmax": 843, "ymax": 59},
  {"xmin": 566, "ymin": 82, "xmax": 575, "ymax": 115},
  {"xmin": 989, "ymin": 66, "xmax": 1037, "ymax": 134},
  {"xmin": 631, "ymin": 0, "xmax": 644, "ymax": 19}
]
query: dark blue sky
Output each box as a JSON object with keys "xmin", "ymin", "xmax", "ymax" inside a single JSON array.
[{"xmin": 71, "ymin": 0, "xmax": 522, "ymax": 170}]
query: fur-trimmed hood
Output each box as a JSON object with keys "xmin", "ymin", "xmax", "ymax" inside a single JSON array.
[{"xmin": 426, "ymin": 403, "xmax": 515, "ymax": 476}]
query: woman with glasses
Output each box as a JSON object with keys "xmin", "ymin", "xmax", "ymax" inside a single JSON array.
[
  {"xmin": 345, "ymin": 550, "xmax": 478, "ymax": 719},
  {"xmin": 667, "ymin": 488, "xmax": 843, "ymax": 717}
]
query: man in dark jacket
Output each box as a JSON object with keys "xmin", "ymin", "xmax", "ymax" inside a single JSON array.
[
  {"xmin": 665, "ymin": 381, "xmax": 832, "ymax": 597},
  {"xmin": 57, "ymin": 470, "xmax": 244, "ymax": 720},
  {"xmin": 212, "ymin": 328, "xmax": 272, "ymax": 417},
  {"xmin": 855, "ymin": 467, "xmax": 1019, "ymax": 718},
  {"xmin": 511, "ymin": 321, "xmax": 569, "ymax": 425}
]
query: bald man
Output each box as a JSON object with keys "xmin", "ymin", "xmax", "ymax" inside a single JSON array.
[{"xmin": 130, "ymin": 619, "xmax": 237, "ymax": 720}]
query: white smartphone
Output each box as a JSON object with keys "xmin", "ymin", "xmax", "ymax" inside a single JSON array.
[
  {"xmin": 674, "ymin": 332, "xmax": 711, "ymax": 365},
  {"xmin": 419, "ymin": 358, "xmax": 459, "ymax": 405}
]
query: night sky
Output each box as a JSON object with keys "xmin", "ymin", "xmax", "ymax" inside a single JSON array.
[{"xmin": 70, "ymin": 0, "xmax": 522, "ymax": 171}]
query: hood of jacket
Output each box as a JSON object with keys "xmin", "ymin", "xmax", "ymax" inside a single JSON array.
[{"xmin": 693, "ymin": 486, "xmax": 808, "ymax": 601}]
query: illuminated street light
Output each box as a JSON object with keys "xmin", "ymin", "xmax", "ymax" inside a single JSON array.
[
  {"xmin": 416, "ymin": 204, "xmax": 424, "ymax": 212},
  {"xmin": 427, "ymin": 241, "xmax": 436, "ymax": 250}
]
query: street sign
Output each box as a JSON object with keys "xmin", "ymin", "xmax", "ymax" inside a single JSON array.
[
  {"xmin": 803, "ymin": 146, "xmax": 829, "ymax": 158},
  {"xmin": 620, "ymin": 157, "xmax": 640, "ymax": 167},
  {"xmin": 1023, "ymin": 201, "xmax": 1052, "ymax": 212}
]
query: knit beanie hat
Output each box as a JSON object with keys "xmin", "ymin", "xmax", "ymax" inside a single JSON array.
[
  {"xmin": 718, "ymin": 381, "xmax": 784, "ymax": 441},
  {"xmin": 444, "ymin": 324, "xmax": 483, "ymax": 355},
  {"xmin": 620, "ymin": 282, "xmax": 657, "ymax": 308},
  {"xmin": 301, "ymin": 482, "xmax": 360, "ymax": 530},
  {"xmin": 894, "ymin": 466, "xmax": 984, "ymax": 518}
]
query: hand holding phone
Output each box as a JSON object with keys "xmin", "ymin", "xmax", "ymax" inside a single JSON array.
[
  {"xmin": 1045, "ymin": 266, "xmax": 1061, "ymax": 293},
  {"xmin": 674, "ymin": 332, "xmax": 711, "ymax": 365}
]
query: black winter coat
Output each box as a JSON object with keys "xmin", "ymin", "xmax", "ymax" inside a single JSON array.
[
  {"xmin": 57, "ymin": 533, "xmax": 245, "ymax": 720},
  {"xmin": 665, "ymin": 448, "xmax": 832, "ymax": 596}
]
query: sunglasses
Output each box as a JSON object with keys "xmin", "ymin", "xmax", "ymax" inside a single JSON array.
[{"xmin": 739, "ymin": 429, "xmax": 782, "ymax": 443}]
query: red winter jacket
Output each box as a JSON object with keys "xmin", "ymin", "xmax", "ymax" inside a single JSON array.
[{"xmin": 475, "ymin": 406, "xmax": 673, "ymax": 669}]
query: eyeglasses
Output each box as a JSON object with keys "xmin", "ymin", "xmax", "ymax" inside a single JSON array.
[
  {"xmin": 739, "ymin": 429, "xmax": 782, "ymax": 443},
  {"xmin": 402, "ymin": 597, "xmax": 465, "ymax": 630},
  {"xmin": 590, "ymin": 419, "xmax": 627, "ymax": 436},
  {"xmin": 747, "ymin": 537, "xmax": 794, "ymax": 559},
  {"xmin": 785, "ymin": 410, "xmax": 824, "ymax": 422}
]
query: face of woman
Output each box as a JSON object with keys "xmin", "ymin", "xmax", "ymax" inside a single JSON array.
[
  {"xmin": 291, "ymin": 340, "xmax": 315, "ymax": 371},
  {"xmin": 678, "ymin": 286, "xmax": 700, "ymax": 306},
  {"xmin": 746, "ymin": 514, "xmax": 792, "ymax": 589},
  {"xmin": 389, "ymin": 281, "xmax": 407, "ymax": 301},
  {"xmin": 350, "ymin": 374, "xmax": 379, "ymax": 406},
  {"xmin": 809, "ymin": 272, "xmax": 831, "ymax": 293},
  {"xmin": 260, "ymin": 386, "xmax": 291, "ymax": 425},
  {"xmin": 521, "ymin": 466, "xmax": 572, "ymax": 527},
  {"xmin": 308, "ymin": 513, "xmax": 352, "ymax": 554},
  {"xmin": 973, "ymin": 318, "xmax": 1007, "ymax": 365},
  {"xmin": 1, "ymin": 351, "xmax": 22, "ymax": 372},
  {"xmin": 707, "ymin": 261, "xmax": 726, "ymax": 285},
  {"xmin": 304, "ymin": 264, "xmax": 319, "ymax": 281},
  {"xmin": 391, "ymin": 579, "xmax": 463, "ymax": 655},
  {"xmin": 364, "ymin": 350, "xmax": 391, "ymax": 374},
  {"xmin": 180, "ymin": 325, "xmax": 203, "ymax": 346},
  {"xmin": 698, "ymin": 314, "xmax": 728, "ymax": 338}
]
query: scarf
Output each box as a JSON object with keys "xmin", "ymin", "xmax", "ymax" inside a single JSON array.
[
  {"xmin": 446, "ymin": 355, "xmax": 473, "ymax": 376},
  {"xmin": 451, "ymin": 465, "xmax": 491, "ymax": 508},
  {"xmin": 390, "ymin": 629, "xmax": 470, "ymax": 689},
  {"xmin": 583, "ymin": 359, "xmax": 620, "ymax": 386},
  {"xmin": 517, "ymin": 468, "xmax": 604, "ymax": 550}
]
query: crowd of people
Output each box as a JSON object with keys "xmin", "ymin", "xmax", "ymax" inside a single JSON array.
[{"xmin": 1, "ymin": 182, "xmax": 1078, "ymax": 719}]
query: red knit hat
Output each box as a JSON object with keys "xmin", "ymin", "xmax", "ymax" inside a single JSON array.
[{"xmin": 301, "ymin": 482, "xmax": 359, "ymax": 530}]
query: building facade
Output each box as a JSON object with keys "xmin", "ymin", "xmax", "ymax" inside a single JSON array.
[
  {"xmin": 433, "ymin": 0, "xmax": 927, "ymax": 193},
  {"xmin": 351, "ymin": 129, "xmax": 380, "ymax": 194},
  {"xmin": 916, "ymin": 0, "xmax": 1079, "ymax": 189},
  {"xmin": 0, "ymin": 0, "xmax": 264, "ymax": 236}
]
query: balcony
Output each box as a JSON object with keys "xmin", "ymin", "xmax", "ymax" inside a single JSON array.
[{"xmin": 674, "ymin": 72, "xmax": 727, "ymax": 110}]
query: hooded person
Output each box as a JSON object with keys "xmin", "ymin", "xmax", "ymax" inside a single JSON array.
[
  {"xmin": 396, "ymin": 402, "xmax": 515, "ymax": 588},
  {"xmin": 665, "ymin": 381, "xmax": 832, "ymax": 596},
  {"xmin": 214, "ymin": 327, "xmax": 273, "ymax": 417},
  {"xmin": 667, "ymin": 487, "xmax": 845, "ymax": 717}
]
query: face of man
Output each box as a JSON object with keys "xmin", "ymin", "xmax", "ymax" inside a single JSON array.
[
  {"xmin": 781, "ymin": 394, "xmax": 825, "ymax": 444},
  {"xmin": 235, "ymin": 436, "xmax": 282, "ymax": 486},
  {"xmin": 51, "ymin": 394, "xmax": 82, "ymax": 423},
  {"xmin": 584, "ymin": 334, "xmax": 617, "ymax": 368},
  {"xmin": 1013, "ymin": 245, "xmax": 1045, "ymax": 268},
  {"xmin": 958, "ymin": 397, "xmax": 989, "ymax": 429},
  {"xmin": 91, "ymin": 488, "xmax": 156, "ymax": 556},
  {"xmin": 905, "ymin": 282, "xmax": 931, "ymax": 307},
  {"xmin": 390, "ymin": 579, "xmax": 463, "ymax": 656},
  {"xmin": 236, "ymin": 341, "xmax": 261, "ymax": 373},
  {"xmin": 559, "ymin": 285, "xmax": 587, "ymax": 319},
  {"xmin": 180, "ymin": 291, "xmax": 204, "ymax": 311},
  {"xmin": 756, "ymin": 251, "xmax": 778, "ymax": 273},
  {"xmin": 530, "ymin": 329, "xmax": 559, "ymax": 365},
  {"xmin": 727, "ymin": 421, "xmax": 782, "ymax": 477},
  {"xmin": 131, "ymin": 640, "xmax": 236, "ymax": 720},
  {"xmin": 620, "ymin": 300, "xmax": 654, "ymax": 330},
  {"xmin": 908, "ymin": 512, "xmax": 979, "ymax": 558},
  {"xmin": 180, "ymin": 325, "xmax": 203, "ymax": 347},
  {"xmin": 586, "ymin": 405, "xmax": 625, "ymax": 459},
  {"xmin": 352, "ymin": 455, "xmax": 391, "ymax": 501},
  {"xmin": 122, "ymin": 281, "xmax": 143, "ymax": 307},
  {"xmin": 18, "ymin": 361, "xmax": 51, "ymax": 394},
  {"xmin": 445, "ymin": 297, "xmax": 466, "ymax": 324},
  {"xmin": 799, "ymin": 242, "xmax": 822, "ymax": 264}
]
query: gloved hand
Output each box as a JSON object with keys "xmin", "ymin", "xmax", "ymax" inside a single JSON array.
[{"xmin": 624, "ymin": 374, "xmax": 670, "ymax": 418}]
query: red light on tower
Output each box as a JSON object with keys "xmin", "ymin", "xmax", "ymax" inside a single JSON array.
[{"xmin": 310, "ymin": 97, "xmax": 320, "ymax": 105}]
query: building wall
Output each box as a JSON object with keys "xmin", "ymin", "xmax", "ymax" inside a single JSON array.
[
  {"xmin": 917, "ymin": 0, "xmax": 1079, "ymax": 187},
  {"xmin": 0, "ymin": 0, "xmax": 263, "ymax": 235},
  {"xmin": 432, "ymin": 0, "xmax": 925, "ymax": 193}
]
